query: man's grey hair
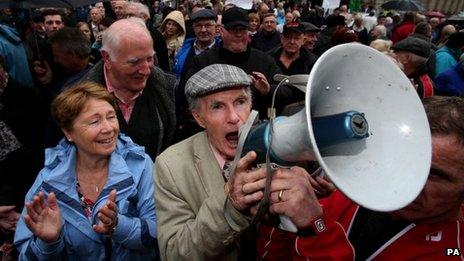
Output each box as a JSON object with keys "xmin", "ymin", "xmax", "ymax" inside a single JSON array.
[
  {"xmin": 188, "ymin": 86, "xmax": 252, "ymax": 112},
  {"xmin": 373, "ymin": 25, "xmax": 387, "ymax": 38},
  {"xmin": 127, "ymin": 2, "xmax": 150, "ymax": 19},
  {"xmin": 101, "ymin": 17, "xmax": 150, "ymax": 60}
]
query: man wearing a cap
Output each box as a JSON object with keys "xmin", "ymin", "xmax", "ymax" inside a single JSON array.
[
  {"xmin": 392, "ymin": 36, "xmax": 434, "ymax": 99},
  {"xmin": 172, "ymin": 9, "xmax": 220, "ymax": 78},
  {"xmin": 155, "ymin": 64, "xmax": 267, "ymax": 260},
  {"xmin": 301, "ymin": 22, "xmax": 320, "ymax": 53},
  {"xmin": 173, "ymin": 9, "xmax": 222, "ymax": 142},
  {"xmin": 269, "ymin": 22, "xmax": 317, "ymax": 112},
  {"xmin": 271, "ymin": 22, "xmax": 317, "ymax": 76},
  {"xmin": 185, "ymin": 6, "xmax": 281, "ymax": 120}
]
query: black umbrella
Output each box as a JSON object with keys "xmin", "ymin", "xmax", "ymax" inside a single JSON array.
[
  {"xmin": 0, "ymin": 0, "xmax": 104, "ymax": 8},
  {"xmin": 381, "ymin": 0, "xmax": 425, "ymax": 11},
  {"xmin": 447, "ymin": 15, "xmax": 464, "ymax": 26}
]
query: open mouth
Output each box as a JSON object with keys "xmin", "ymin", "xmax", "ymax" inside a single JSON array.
[{"xmin": 225, "ymin": 131, "xmax": 239, "ymax": 147}]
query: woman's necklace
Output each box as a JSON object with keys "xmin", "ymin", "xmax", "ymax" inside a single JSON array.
[
  {"xmin": 76, "ymin": 165, "xmax": 108, "ymax": 195},
  {"xmin": 77, "ymin": 176, "xmax": 106, "ymax": 193}
]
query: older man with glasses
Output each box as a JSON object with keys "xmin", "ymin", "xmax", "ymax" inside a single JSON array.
[{"xmin": 173, "ymin": 9, "xmax": 222, "ymax": 142}]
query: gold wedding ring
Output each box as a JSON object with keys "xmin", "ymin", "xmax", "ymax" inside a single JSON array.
[
  {"xmin": 278, "ymin": 190, "xmax": 284, "ymax": 201},
  {"xmin": 241, "ymin": 184, "xmax": 246, "ymax": 194}
]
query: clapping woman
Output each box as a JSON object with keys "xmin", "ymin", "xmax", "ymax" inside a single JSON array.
[{"xmin": 14, "ymin": 82, "xmax": 157, "ymax": 260}]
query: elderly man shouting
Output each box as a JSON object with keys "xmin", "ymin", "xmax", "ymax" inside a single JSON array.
[
  {"xmin": 83, "ymin": 17, "xmax": 176, "ymax": 160},
  {"xmin": 155, "ymin": 64, "xmax": 268, "ymax": 260}
]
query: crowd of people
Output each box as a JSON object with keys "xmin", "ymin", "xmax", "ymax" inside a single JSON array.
[{"xmin": 0, "ymin": 0, "xmax": 464, "ymax": 260}]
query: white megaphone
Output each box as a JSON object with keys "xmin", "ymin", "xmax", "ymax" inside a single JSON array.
[{"xmin": 234, "ymin": 43, "xmax": 431, "ymax": 232}]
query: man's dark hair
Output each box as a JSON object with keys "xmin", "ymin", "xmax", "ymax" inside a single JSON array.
[
  {"xmin": 403, "ymin": 12, "xmax": 415, "ymax": 23},
  {"xmin": 414, "ymin": 22, "xmax": 431, "ymax": 36},
  {"xmin": 262, "ymin": 12, "xmax": 276, "ymax": 20},
  {"xmin": 423, "ymin": 96, "xmax": 464, "ymax": 144},
  {"xmin": 32, "ymin": 13, "xmax": 44, "ymax": 23},
  {"xmin": 446, "ymin": 32, "xmax": 464, "ymax": 49},
  {"xmin": 41, "ymin": 9, "xmax": 62, "ymax": 19},
  {"xmin": 49, "ymin": 27, "xmax": 90, "ymax": 58}
]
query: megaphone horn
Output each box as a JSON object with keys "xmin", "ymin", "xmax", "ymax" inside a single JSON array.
[{"xmin": 235, "ymin": 43, "xmax": 431, "ymax": 230}]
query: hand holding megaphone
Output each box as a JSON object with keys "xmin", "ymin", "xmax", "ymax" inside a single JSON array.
[
  {"xmin": 268, "ymin": 167, "xmax": 323, "ymax": 232},
  {"xmin": 225, "ymin": 151, "xmax": 266, "ymax": 212}
]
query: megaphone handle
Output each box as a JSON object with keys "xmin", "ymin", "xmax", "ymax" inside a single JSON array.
[{"xmin": 278, "ymin": 215, "xmax": 298, "ymax": 232}]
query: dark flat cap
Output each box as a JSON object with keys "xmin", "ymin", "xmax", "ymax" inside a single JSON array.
[
  {"xmin": 301, "ymin": 22, "xmax": 320, "ymax": 32},
  {"xmin": 190, "ymin": 9, "xmax": 217, "ymax": 23},
  {"xmin": 185, "ymin": 64, "xmax": 252, "ymax": 99},
  {"xmin": 222, "ymin": 7, "xmax": 249, "ymax": 30},
  {"xmin": 392, "ymin": 37, "xmax": 431, "ymax": 58},
  {"xmin": 283, "ymin": 22, "xmax": 305, "ymax": 34},
  {"xmin": 324, "ymin": 15, "xmax": 346, "ymax": 28}
]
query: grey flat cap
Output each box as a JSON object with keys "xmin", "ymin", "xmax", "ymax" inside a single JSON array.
[
  {"xmin": 392, "ymin": 37, "xmax": 431, "ymax": 58},
  {"xmin": 185, "ymin": 64, "xmax": 252, "ymax": 98},
  {"xmin": 190, "ymin": 9, "xmax": 217, "ymax": 23}
]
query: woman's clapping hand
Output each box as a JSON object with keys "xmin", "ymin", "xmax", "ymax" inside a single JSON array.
[
  {"xmin": 93, "ymin": 189, "xmax": 118, "ymax": 235},
  {"xmin": 24, "ymin": 192, "xmax": 62, "ymax": 243}
]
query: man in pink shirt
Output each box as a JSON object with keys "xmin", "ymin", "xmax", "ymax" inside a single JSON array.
[{"xmin": 82, "ymin": 17, "xmax": 176, "ymax": 160}]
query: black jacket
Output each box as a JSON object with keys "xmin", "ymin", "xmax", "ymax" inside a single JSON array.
[
  {"xmin": 0, "ymin": 79, "xmax": 46, "ymax": 210},
  {"xmin": 250, "ymin": 30, "xmax": 282, "ymax": 53},
  {"xmin": 270, "ymin": 46, "xmax": 318, "ymax": 113}
]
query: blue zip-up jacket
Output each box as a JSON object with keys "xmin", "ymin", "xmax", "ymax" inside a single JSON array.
[
  {"xmin": 172, "ymin": 37, "xmax": 221, "ymax": 78},
  {"xmin": 0, "ymin": 24, "xmax": 33, "ymax": 87},
  {"xmin": 435, "ymin": 46, "xmax": 462, "ymax": 75},
  {"xmin": 435, "ymin": 62, "xmax": 464, "ymax": 96},
  {"xmin": 14, "ymin": 135, "xmax": 157, "ymax": 260}
]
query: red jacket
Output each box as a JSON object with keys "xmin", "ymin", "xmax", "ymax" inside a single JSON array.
[
  {"xmin": 256, "ymin": 191, "xmax": 464, "ymax": 260},
  {"xmin": 391, "ymin": 21, "xmax": 416, "ymax": 43}
]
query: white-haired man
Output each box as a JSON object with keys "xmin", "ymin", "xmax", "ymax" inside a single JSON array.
[
  {"xmin": 125, "ymin": 2, "xmax": 170, "ymax": 72},
  {"xmin": 155, "ymin": 64, "xmax": 268, "ymax": 260},
  {"xmin": 82, "ymin": 17, "xmax": 176, "ymax": 160},
  {"xmin": 90, "ymin": 7, "xmax": 103, "ymax": 38}
]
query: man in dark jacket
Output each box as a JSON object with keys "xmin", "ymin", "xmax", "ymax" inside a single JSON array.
[
  {"xmin": 82, "ymin": 17, "xmax": 176, "ymax": 160},
  {"xmin": 173, "ymin": 9, "xmax": 221, "ymax": 143},
  {"xmin": 313, "ymin": 15, "xmax": 345, "ymax": 57},
  {"xmin": 251, "ymin": 13, "xmax": 281, "ymax": 53},
  {"xmin": 270, "ymin": 22, "xmax": 317, "ymax": 113},
  {"xmin": 181, "ymin": 7, "xmax": 281, "ymax": 140}
]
